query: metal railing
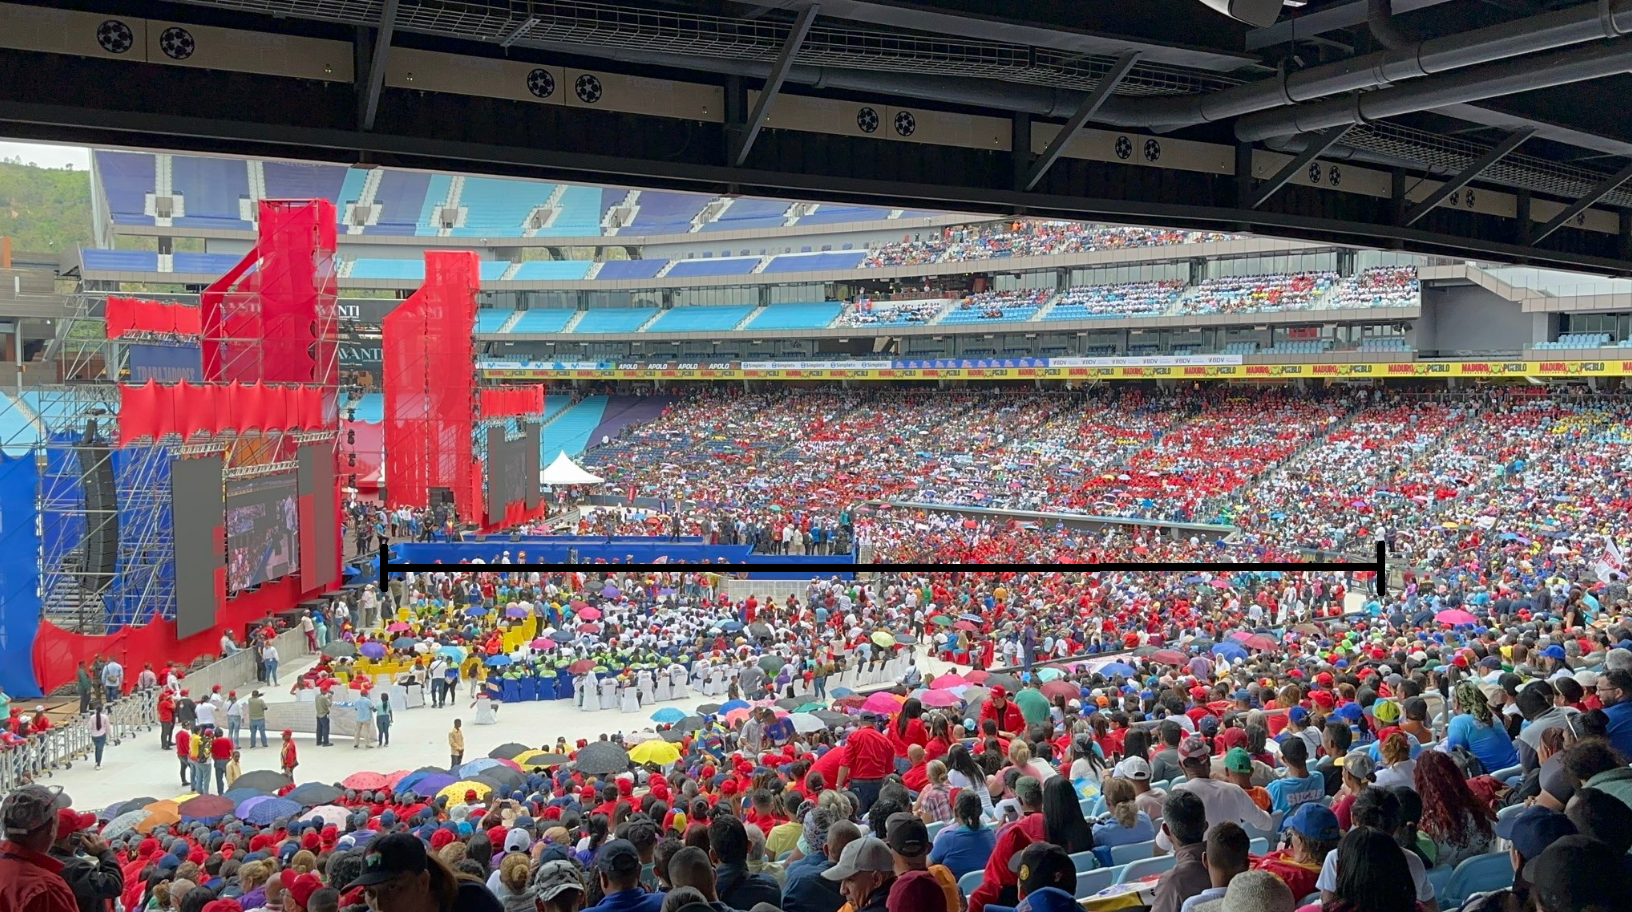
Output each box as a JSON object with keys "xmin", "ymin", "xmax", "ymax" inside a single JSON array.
[{"xmin": 0, "ymin": 627, "xmax": 312, "ymax": 793}]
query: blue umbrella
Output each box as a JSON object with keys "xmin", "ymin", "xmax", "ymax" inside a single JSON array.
[
  {"xmin": 721, "ymin": 621, "xmax": 744, "ymax": 633},
  {"xmin": 222, "ymin": 788, "xmax": 263, "ymax": 806},
  {"xmin": 1211, "ymin": 642, "xmax": 1249, "ymax": 661},
  {"xmin": 437, "ymin": 646, "xmax": 466, "ymax": 661},
  {"xmin": 459, "ymin": 759, "xmax": 507, "ymax": 777},
  {"xmin": 486, "ymin": 654, "xmax": 513, "ymax": 667},
  {"xmin": 1098, "ymin": 662, "xmax": 1137, "ymax": 677},
  {"xmin": 466, "ymin": 605, "xmax": 491, "ymax": 617},
  {"xmin": 399, "ymin": 771, "xmax": 457, "ymax": 795},
  {"xmin": 831, "ymin": 688, "xmax": 854, "ymax": 698},
  {"xmin": 720, "ymin": 699, "xmax": 750, "ymax": 713},
  {"xmin": 651, "ymin": 707, "xmax": 687, "ymax": 724},
  {"xmin": 361, "ymin": 642, "xmax": 389, "ymax": 659},
  {"xmin": 505, "ymin": 605, "xmax": 530, "ymax": 619},
  {"xmin": 242, "ymin": 798, "xmax": 301, "ymax": 826}
]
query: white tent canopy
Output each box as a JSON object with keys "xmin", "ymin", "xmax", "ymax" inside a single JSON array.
[{"xmin": 540, "ymin": 451, "xmax": 605, "ymax": 485}]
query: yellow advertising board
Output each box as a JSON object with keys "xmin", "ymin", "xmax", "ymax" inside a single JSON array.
[{"xmin": 480, "ymin": 359, "xmax": 1632, "ymax": 381}]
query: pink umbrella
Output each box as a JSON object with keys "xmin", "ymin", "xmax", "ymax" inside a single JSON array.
[
  {"xmin": 387, "ymin": 621, "xmax": 411, "ymax": 633},
  {"xmin": 383, "ymin": 770, "xmax": 413, "ymax": 788},
  {"xmin": 929, "ymin": 673, "xmax": 969, "ymax": 689},
  {"xmin": 920, "ymin": 689, "xmax": 962, "ymax": 708},
  {"xmin": 862, "ymin": 692, "xmax": 906, "ymax": 714},
  {"xmin": 1241, "ymin": 634, "xmax": 1278, "ymax": 652},
  {"xmin": 1210, "ymin": 579, "xmax": 1230, "ymax": 589},
  {"xmin": 966, "ymin": 670, "xmax": 990, "ymax": 684},
  {"xmin": 724, "ymin": 707, "xmax": 752, "ymax": 724},
  {"xmin": 578, "ymin": 607, "xmax": 603, "ymax": 621},
  {"xmin": 1435, "ymin": 609, "xmax": 1478, "ymax": 627},
  {"xmin": 531, "ymin": 638, "xmax": 556, "ymax": 650}
]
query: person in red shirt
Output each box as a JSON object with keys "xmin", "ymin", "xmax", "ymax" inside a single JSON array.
[
  {"xmin": 29, "ymin": 708, "xmax": 51, "ymax": 735},
  {"xmin": 890, "ymin": 700, "xmax": 929, "ymax": 757},
  {"xmin": 979, "ymin": 687, "xmax": 1025, "ymax": 738},
  {"xmin": 157, "ymin": 691, "xmax": 176, "ymax": 749},
  {"xmin": 968, "ymin": 775, "xmax": 1046, "ymax": 912},
  {"xmin": 280, "ymin": 730, "xmax": 299, "ymax": 782},
  {"xmin": 837, "ymin": 716, "xmax": 896, "ymax": 814},
  {"xmin": 211, "ymin": 731, "xmax": 235, "ymax": 793},
  {"xmin": 175, "ymin": 724, "xmax": 193, "ymax": 788},
  {"xmin": 0, "ymin": 785, "xmax": 80, "ymax": 912}
]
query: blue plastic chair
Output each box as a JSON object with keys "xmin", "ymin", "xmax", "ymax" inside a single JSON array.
[
  {"xmin": 1113, "ymin": 854, "xmax": 1177, "ymax": 885},
  {"xmin": 1249, "ymin": 837, "xmax": 1268, "ymax": 856},
  {"xmin": 1074, "ymin": 867, "xmax": 1118, "ymax": 899},
  {"xmin": 1069, "ymin": 850, "xmax": 1100, "ymax": 874},
  {"xmin": 1426, "ymin": 865, "xmax": 1456, "ymax": 900},
  {"xmin": 958, "ymin": 869, "xmax": 983, "ymax": 897},
  {"xmin": 1440, "ymin": 853, "xmax": 1514, "ymax": 910},
  {"xmin": 925, "ymin": 820, "xmax": 947, "ymax": 842},
  {"xmin": 1109, "ymin": 840, "xmax": 1157, "ymax": 866}
]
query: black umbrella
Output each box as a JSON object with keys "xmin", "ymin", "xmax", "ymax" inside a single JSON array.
[
  {"xmin": 575, "ymin": 741, "xmax": 631, "ymax": 775},
  {"xmin": 109, "ymin": 797, "xmax": 159, "ymax": 819},
  {"xmin": 697, "ymin": 703, "xmax": 722, "ymax": 715},
  {"xmin": 1189, "ymin": 637, "xmax": 1215, "ymax": 649},
  {"xmin": 775, "ymin": 697, "xmax": 803, "ymax": 711},
  {"xmin": 1131, "ymin": 645, "xmax": 1158, "ymax": 657},
  {"xmin": 985, "ymin": 674, "xmax": 1023, "ymax": 692},
  {"xmin": 813, "ymin": 710, "xmax": 848, "ymax": 728},
  {"xmin": 322, "ymin": 642, "xmax": 358, "ymax": 659},
  {"xmin": 521, "ymin": 753, "xmax": 572, "ymax": 769},
  {"xmin": 748, "ymin": 623, "xmax": 773, "ymax": 639},
  {"xmin": 675, "ymin": 716, "xmax": 708, "ymax": 734},
  {"xmin": 235, "ymin": 771, "xmax": 293, "ymax": 793},
  {"xmin": 480, "ymin": 767, "xmax": 526, "ymax": 790},
  {"xmin": 659, "ymin": 730, "xmax": 687, "ymax": 743},
  {"xmin": 489, "ymin": 743, "xmax": 532, "ymax": 760},
  {"xmin": 287, "ymin": 783, "xmax": 342, "ymax": 808},
  {"xmin": 549, "ymin": 630, "xmax": 575, "ymax": 643}
]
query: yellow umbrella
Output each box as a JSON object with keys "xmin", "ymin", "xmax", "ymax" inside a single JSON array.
[
  {"xmin": 438, "ymin": 780, "xmax": 493, "ymax": 803},
  {"xmin": 628, "ymin": 740, "xmax": 681, "ymax": 766},
  {"xmin": 136, "ymin": 801, "xmax": 180, "ymax": 834},
  {"xmin": 871, "ymin": 631, "xmax": 896, "ymax": 648},
  {"xmin": 513, "ymin": 750, "xmax": 570, "ymax": 769}
]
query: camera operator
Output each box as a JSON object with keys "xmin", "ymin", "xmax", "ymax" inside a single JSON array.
[{"xmin": 48, "ymin": 807, "xmax": 122, "ymax": 912}]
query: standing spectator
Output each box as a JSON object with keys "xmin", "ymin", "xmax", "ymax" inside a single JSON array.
[
  {"xmin": 341, "ymin": 692, "xmax": 377, "ymax": 750},
  {"xmin": 87, "ymin": 706, "xmax": 110, "ymax": 771},
  {"xmin": 211, "ymin": 729, "xmax": 234, "ymax": 793},
  {"xmin": 450, "ymin": 719, "xmax": 465, "ymax": 769},
  {"xmin": 0, "ymin": 785, "xmax": 79, "ymax": 912},
  {"xmin": 300, "ymin": 611, "xmax": 318, "ymax": 652},
  {"xmin": 262, "ymin": 642, "xmax": 281, "ymax": 687},
  {"xmin": 280, "ymin": 730, "xmax": 298, "ymax": 782},
  {"xmin": 835, "ymin": 716, "xmax": 894, "ymax": 815},
  {"xmin": 75, "ymin": 663, "xmax": 94, "ymax": 715},
  {"xmin": 314, "ymin": 689, "xmax": 332, "ymax": 747},
  {"xmin": 1151, "ymin": 790, "xmax": 1211, "ymax": 912},
  {"xmin": 100, "ymin": 659, "xmax": 122, "ymax": 706},
  {"xmin": 377, "ymin": 693, "xmax": 393, "ymax": 747},
  {"xmin": 247, "ymin": 690, "xmax": 268, "ymax": 749}
]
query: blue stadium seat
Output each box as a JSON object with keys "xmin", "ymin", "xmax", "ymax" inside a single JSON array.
[
  {"xmin": 595, "ymin": 260, "xmax": 668, "ymax": 280},
  {"xmin": 572, "ymin": 309, "xmax": 658, "ymax": 334},
  {"xmin": 626, "ymin": 192, "xmax": 711, "ymax": 234},
  {"xmin": 539, "ymin": 186, "xmax": 603, "ymax": 236},
  {"xmin": 1109, "ymin": 841, "xmax": 1155, "ymax": 867},
  {"xmin": 762, "ymin": 252, "xmax": 868, "ymax": 273},
  {"xmin": 703, "ymin": 198, "xmax": 788, "ymax": 231},
  {"xmin": 171, "ymin": 156, "xmax": 251, "ymax": 230},
  {"xmin": 364, "ymin": 171, "xmax": 432, "ymax": 236},
  {"xmin": 797, "ymin": 205, "xmax": 891, "ymax": 225},
  {"xmin": 479, "ymin": 261, "xmax": 511, "ymax": 283},
  {"xmin": 172, "ymin": 252, "xmax": 242, "ymax": 276},
  {"xmin": 1074, "ymin": 868, "xmax": 1117, "ymax": 900},
  {"xmin": 348, "ymin": 259, "xmax": 424, "ymax": 281},
  {"xmin": 475, "ymin": 310, "xmax": 517, "ymax": 334},
  {"xmin": 645, "ymin": 305, "xmax": 756, "ymax": 333},
  {"xmin": 95, "ymin": 151, "xmax": 157, "ymax": 225},
  {"xmin": 957, "ymin": 870, "xmax": 983, "ymax": 897},
  {"xmin": 452, "ymin": 177, "xmax": 557, "ymax": 237},
  {"xmin": 508, "ymin": 310, "xmax": 578, "ymax": 334},
  {"xmin": 666, "ymin": 258, "xmax": 759, "ymax": 278},
  {"xmin": 1113, "ymin": 854, "xmax": 1175, "ymax": 884},
  {"xmin": 544, "ymin": 396, "xmax": 609, "ymax": 459},
  {"xmin": 82, "ymin": 249, "xmax": 159, "ymax": 273},
  {"xmin": 512, "ymin": 261, "xmax": 593, "ymax": 281},
  {"xmin": 1439, "ymin": 853, "xmax": 1512, "ymax": 911},
  {"xmin": 1069, "ymin": 851, "xmax": 1099, "ymax": 874},
  {"xmin": 744, "ymin": 302, "xmax": 843, "ymax": 330},
  {"xmin": 263, "ymin": 161, "xmax": 348, "ymax": 206}
]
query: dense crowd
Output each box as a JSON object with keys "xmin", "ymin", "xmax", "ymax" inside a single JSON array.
[
  {"xmin": 9, "ymin": 563, "xmax": 1632, "ymax": 912},
  {"xmin": 860, "ymin": 222, "xmax": 1238, "ymax": 268},
  {"xmin": 1174, "ymin": 273, "xmax": 1340, "ymax": 316},
  {"xmin": 1048, "ymin": 282, "xmax": 1186, "ymax": 319},
  {"xmin": 1322, "ymin": 268, "xmax": 1420, "ymax": 310},
  {"xmin": 837, "ymin": 299, "xmax": 950, "ymax": 327}
]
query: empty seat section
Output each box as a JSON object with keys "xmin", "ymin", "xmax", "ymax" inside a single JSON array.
[
  {"xmin": 335, "ymin": 169, "xmax": 370, "ymax": 225},
  {"xmin": 667, "ymin": 258, "xmax": 758, "ymax": 278},
  {"xmin": 263, "ymin": 161, "xmax": 349, "ymax": 206},
  {"xmin": 509, "ymin": 310, "xmax": 577, "ymax": 334},
  {"xmin": 171, "ymin": 156, "xmax": 251, "ymax": 230},
  {"xmin": 535, "ymin": 184, "xmax": 601, "ymax": 233},
  {"xmin": 82, "ymin": 249, "xmax": 159, "ymax": 273},
  {"xmin": 572, "ymin": 309, "xmax": 658, "ymax": 333},
  {"xmin": 627, "ymin": 192, "xmax": 711, "ymax": 234},
  {"xmin": 452, "ymin": 177, "xmax": 554, "ymax": 237},
  {"xmin": 512, "ymin": 260, "xmax": 592, "ymax": 281},
  {"xmin": 745, "ymin": 302, "xmax": 843, "ymax": 330},
  {"xmin": 96, "ymin": 151, "xmax": 156, "ymax": 225},
  {"xmin": 348, "ymin": 259, "xmax": 425, "ymax": 281},
  {"xmin": 703, "ymin": 198, "xmax": 788, "ymax": 231},
  {"xmin": 762, "ymin": 251, "xmax": 868, "ymax": 273},
  {"xmin": 364, "ymin": 171, "xmax": 432, "ymax": 236},
  {"xmin": 475, "ymin": 310, "xmax": 517, "ymax": 333},
  {"xmin": 797, "ymin": 205, "xmax": 891, "ymax": 225},
  {"xmin": 543, "ymin": 396, "xmax": 609, "ymax": 459},
  {"xmin": 478, "ymin": 261, "xmax": 512, "ymax": 283},
  {"xmin": 595, "ymin": 259, "xmax": 668, "ymax": 280},
  {"xmin": 646, "ymin": 305, "xmax": 756, "ymax": 333},
  {"xmin": 172, "ymin": 252, "xmax": 243, "ymax": 275},
  {"xmin": 414, "ymin": 174, "xmax": 455, "ymax": 236}
]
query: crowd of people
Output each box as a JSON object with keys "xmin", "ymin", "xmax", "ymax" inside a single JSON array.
[
  {"xmin": 1174, "ymin": 273, "xmax": 1341, "ymax": 316},
  {"xmin": 7, "ymin": 562, "xmax": 1632, "ymax": 912},
  {"xmin": 838, "ymin": 299, "xmax": 952, "ymax": 327},
  {"xmin": 860, "ymin": 222, "xmax": 1238, "ymax": 268},
  {"xmin": 1046, "ymin": 282, "xmax": 1187, "ymax": 320},
  {"xmin": 1322, "ymin": 268, "xmax": 1420, "ymax": 310}
]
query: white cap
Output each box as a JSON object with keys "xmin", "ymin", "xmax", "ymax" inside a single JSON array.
[{"xmin": 1113, "ymin": 756, "xmax": 1152, "ymax": 781}]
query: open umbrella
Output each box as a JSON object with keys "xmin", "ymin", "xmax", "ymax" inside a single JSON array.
[
  {"xmin": 570, "ymin": 659, "xmax": 597, "ymax": 674},
  {"xmin": 221, "ymin": 788, "xmax": 263, "ymax": 806},
  {"xmin": 488, "ymin": 743, "xmax": 532, "ymax": 760},
  {"xmin": 322, "ymin": 642, "xmax": 358, "ymax": 659},
  {"xmin": 360, "ymin": 642, "xmax": 389, "ymax": 660},
  {"xmin": 659, "ymin": 729, "xmax": 688, "ymax": 743},
  {"xmin": 303, "ymin": 805, "xmax": 351, "ymax": 829},
  {"xmin": 102, "ymin": 810, "xmax": 153, "ymax": 840},
  {"xmin": 342, "ymin": 772, "xmax": 390, "ymax": 791},
  {"xmin": 106, "ymin": 797, "xmax": 160, "ymax": 819},
  {"xmin": 930, "ymin": 673, "xmax": 969, "ymax": 689},
  {"xmin": 386, "ymin": 621, "xmax": 411, "ymax": 633},
  {"xmin": 1097, "ymin": 662, "xmax": 1137, "ymax": 678},
  {"xmin": 477, "ymin": 767, "xmax": 526, "ymax": 791},
  {"xmin": 233, "ymin": 771, "xmax": 292, "ymax": 793},
  {"xmin": 629, "ymin": 740, "xmax": 682, "ymax": 765},
  {"xmin": 775, "ymin": 697, "xmax": 804, "ymax": 711},
  {"xmin": 862, "ymin": 692, "xmax": 905, "ymax": 714},
  {"xmin": 1435, "ymin": 609, "xmax": 1478, "ymax": 627},
  {"xmin": 578, "ymin": 606, "xmax": 603, "ymax": 621},
  {"xmin": 674, "ymin": 716, "xmax": 708, "ymax": 734},
  {"xmin": 758, "ymin": 655, "xmax": 786, "ymax": 673},
  {"xmin": 513, "ymin": 751, "xmax": 571, "ymax": 769},
  {"xmin": 813, "ymin": 710, "xmax": 848, "ymax": 729},
  {"xmin": 721, "ymin": 700, "xmax": 751, "ymax": 714},
  {"xmin": 465, "ymin": 605, "xmax": 490, "ymax": 617},
  {"xmin": 789, "ymin": 713, "xmax": 826, "ymax": 733},
  {"xmin": 437, "ymin": 645, "xmax": 467, "ymax": 661},
  {"xmin": 965, "ymin": 670, "xmax": 989, "ymax": 684},
  {"xmin": 459, "ymin": 758, "xmax": 508, "ymax": 777},
  {"xmin": 242, "ymin": 798, "xmax": 300, "ymax": 826},
  {"xmin": 575, "ymin": 741, "xmax": 631, "ymax": 775},
  {"xmin": 1037, "ymin": 667, "xmax": 1064, "ymax": 682},
  {"xmin": 651, "ymin": 707, "xmax": 687, "ymax": 724},
  {"xmin": 287, "ymin": 783, "xmax": 342, "ymax": 808},
  {"xmin": 697, "ymin": 703, "xmax": 723, "ymax": 715},
  {"xmin": 486, "ymin": 654, "xmax": 513, "ymax": 668},
  {"xmin": 748, "ymin": 623, "xmax": 773, "ymax": 639},
  {"xmin": 398, "ymin": 771, "xmax": 456, "ymax": 796},
  {"xmin": 985, "ymin": 674, "xmax": 1023, "ymax": 692},
  {"xmin": 1040, "ymin": 680, "xmax": 1078, "ymax": 702},
  {"xmin": 1241, "ymin": 634, "xmax": 1278, "ymax": 652},
  {"xmin": 725, "ymin": 707, "xmax": 752, "ymax": 725},
  {"xmin": 871, "ymin": 631, "xmax": 896, "ymax": 648},
  {"xmin": 505, "ymin": 605, "xmax": 530, "ymax": 619},
  {"xmin": 720, "ymin": 620, "xmax": 744, "ymax": 633},
  {"xmin": 919, "ymin": 689, "xmax": 962, "ymax": 708},
  {"xmin": 830, "ymin": 688, "xmax": 854, "ymax": 698},
  {"xmin": 1150, "ymin": 650, "xmax": 1187, "ymax": 666},
  {"xmin": 549, "ymin": 630, "xmax": 576, "ymax": 644},
  {"xmin": 796, "ymin": 702, "xmax": 826, "ymax": 712},
  {"xmin": 438, "ymin": 781, "xmax": 493, "ymax": 803},
  {"xmin": 531, "ymin": 638, "xmax": 557, "ymax": 650},
  {"xmin": 177, "ymin": 795, "xmax": 235, "ymax": 823},
  {"xmin": 1211, "ymin": 642, "xmax": 1249, "ymax": 661}
]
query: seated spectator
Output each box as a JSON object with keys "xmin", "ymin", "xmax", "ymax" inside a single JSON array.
[
  {"xmin": 1316, "ymin": 828, "xmax": 1420, "ymax": 912},
  {"xmin": 1446, "ymin": 681, "xmax": 1519, "ymax": 774},
  {"xmin": 1152, "ymin": 790, "xmax": 1210, "ymax": 912},
  {"xmin": 1091, "ymin": 777, "xmax": 1156, "ymax": 864},
  {"xmin": 1315, "ymin": 788, "xmax": 1436, "ymax": 911},
  {"xmin": 1180, "ymin": 822, "xmax": 1250, "ymax": 912},
  {"xmin": 1265, "ymin": 737, "xmax": 1324, "ymax": 818},
  {"xmin": 1524, "ymin": 836, "xmax": 1632, "ymax": 912},
  {"xmin": 1011, "ymin": 842, "xmax": 1076, "ymax": 912},
  {"xmin": 1563, "ymin": 787, "xmax": 1632, "ymax": 855},
  {"xmin": 1413, "ymin": 751, "xmax": 1496, "ymax": 868},
  {"xmin": 1197, "ymin": 870, "xmax": 1294, "ymax": 912},
  {"xmin": 928, "ymin": 792, "xmax": 995, "ymax": 880},
  {"xmin": 1254, "ymin": 804, "xmax": 1341, "ymax": 901}
]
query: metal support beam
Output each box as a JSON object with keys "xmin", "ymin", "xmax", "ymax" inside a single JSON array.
[
  {"xmin": 359, "ymin": 0, "xmax": 400, "ymax": 131},
  {"xmin": 1020, "ymin": 50, "xmax": 1140, "ymax": 192},
  {"xmin": 1402, "ymin": 128, "xmax": 1533, "ymax": 225},
  {"xmin": 732, "ymin": 3, "xmax": 818, "ymax": 167},
  {"xmin": 1532, "ymin": 158, "xmax": 1632, "ymax": 243},
  {"xmin": 1248, "ymin": 126, "xmax": 1350, "ymax": 209}
]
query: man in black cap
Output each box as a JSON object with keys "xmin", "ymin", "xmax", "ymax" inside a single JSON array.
[
  {"xmin": 584, "ymin": 839, "xmax": 665, "ymax": 912},
  {"xmin": 1010, "ymin": 842, "xmax": 1077, "ymax": 912},
  {"xmin": 885, "ymin": 813, "xmax": 955, "ymax": 912},
  {"xmin": 346, "ymin": 832, "xmax": 503, "ymax": 912},
  {"xmin": 1525, "ymin": 835, "xmax": 1632, "ymax": 912}
]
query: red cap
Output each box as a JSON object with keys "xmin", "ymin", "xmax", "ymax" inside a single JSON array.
[
  {"xmin": 286, "ymin": 873, "xmax": 322, "ymax": 910},
  {"xmin": 300, "ymin": 831, "xmax": 321, "ymax": 851},
  {"xmin": 990, "ymin": 686, "xmax": 1007, "ymax": 698},
  {"xmin": 56, "ymin": 809, "xmax": 96, "ymax": 836},
  {"xmin": 465, "ymin": 789, "xmax": 479, "ymax": 801},
  {"xmin": 431, "ymin": 829, "xmax": 456, "ymax": 850},
  {"xmin": 1314, "ymin": 672, "xmax": 1334, "ymax": 687}
]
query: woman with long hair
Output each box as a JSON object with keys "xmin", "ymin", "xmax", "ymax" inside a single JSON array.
[
  {"xmin": 1445, "ymin": 681, "xmax": 1518, "ymax": 773},
  {"xmin": 1090, "ymin": 777, "xmax": 1155, "ymax": 863},
  {"xmin": 1413, "ymin": 750, "xmax": 1495, "ymax": 867},
  {"xmin": 892, "ymin": 698, "xmax": 928, "ymax": 756},
  {"xmin": 1069, "ymin": 731, "xmax": 1109, "ymax": 781},
  {"xmin": 1320, "ymin": 828, "xmax": 1417, "ymax": 912},
  {"xmin": 1040, "ymin": 775, "xmax": 1095, "ymax": 855},
  {"xmin": 943, "ymin": 743, "xmax": 997, "ymax": 821},
  {"xmin": 924, "ymin": 714, "xmax": 954, "ymax": 763},
  {"xmin": 929, "ymin": 790, "xmax": 996, "ymax": 879}
]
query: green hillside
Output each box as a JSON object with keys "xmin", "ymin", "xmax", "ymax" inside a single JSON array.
[{"xmin": 0, "ymin": 157, "xmax": 93, "ymax": 254}]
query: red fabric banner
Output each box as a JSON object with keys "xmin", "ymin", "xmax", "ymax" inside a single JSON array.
[
  {"xmin": 105, "ymin": 296, "xmax": 205, "ymax": 339},
  {"xmin": 117, "ymin": 380, "xmax": 327, "ymax": 444},
  {"xmin": 479, "ymin": 386, "xmax": 545, "ymax": 419}
]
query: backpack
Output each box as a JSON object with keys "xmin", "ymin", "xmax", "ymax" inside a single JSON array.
[{"xmin": 1447, "ymin": 745, "xmax": 1486, "ymax": 779}]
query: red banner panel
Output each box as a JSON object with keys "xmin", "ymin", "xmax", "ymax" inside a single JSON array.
[{"xmin": 117, "ymin": 380, "xmax": 326, "ymax": 443}]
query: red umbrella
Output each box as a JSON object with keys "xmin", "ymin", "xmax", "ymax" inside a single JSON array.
[
  {"xmin": 570, "ymin": 659, "xmax": 596, "ymax": 674},
  {"xmin": 578, "ymin": 607, "xmax": 603, "ymax": 621},
  {"xmin": 966, "ymin": 670, "xmax": 990, "ymax": 684},
  {"xmin": 343, "ymin": 772, "xmax": 389, "ymax": 790},
  {"xmin": 1151, "ymin": 649, "xmax": 1187, "ymax": 665},
  {"xmin": 1041, "ymin": 681, "xmax": 1078, "ymax": 701},
  {"xmin": 1242, "ymin": 634, "xmax": 1278, "ymax": 652},
  {"xmin": 953, "ymin": 620, "xmax": 978, "ymax": 632},
  {"xmin": 578, "ymin": 623, "xmax": 600, "ymax": 633}
]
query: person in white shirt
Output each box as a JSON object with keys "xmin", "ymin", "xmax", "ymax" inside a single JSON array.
[
  {"xmin": 1157, "ymin": 736, "xmax": 1273, "ymax": 852},
  {"xmin": 195, "ymin": 699, "xmax": 216, "ymax": 731}
]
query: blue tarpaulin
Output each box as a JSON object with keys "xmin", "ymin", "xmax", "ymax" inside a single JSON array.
[{"xmin": 0, "ymin": 451, "xmax": 43, "ymax": 697}]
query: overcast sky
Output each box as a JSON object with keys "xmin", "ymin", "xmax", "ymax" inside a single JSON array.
[{"xmin": 0, "ymin": 141, "xmax": 91, "ymax": 170}]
